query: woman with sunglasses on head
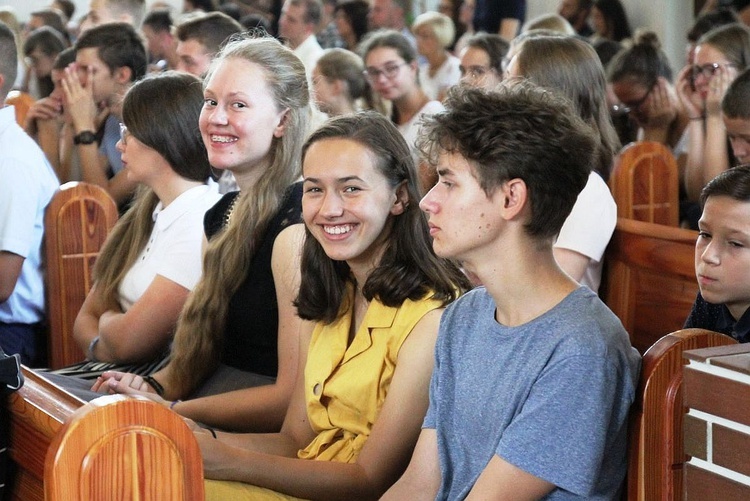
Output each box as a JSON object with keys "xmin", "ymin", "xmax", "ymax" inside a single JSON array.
[
  {"xmin": 677, "ymin": 23, "xmax": 750, "ymax": 202},
  {"xmin": 608, "ymin": 31, "xmax": 690, "ymax": 184},
  {"xmin": 58, "ymin": 71, "xmax": 221, "ymax": 377},
  {"xmin": 94, "ymin": 36, "xmax": 313, "ymax": 434},
  {"xmin": 360, "ymin": 29, "xmax": 443, "ymax": 192},
  {"xmin": 195, "ymin": 111, "xmax": 469, "ymax": 500}
]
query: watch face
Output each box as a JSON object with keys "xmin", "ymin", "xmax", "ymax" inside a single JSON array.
[{"xmin": 75, "ymin": 131, "xmax": 97, "ymax": 145}]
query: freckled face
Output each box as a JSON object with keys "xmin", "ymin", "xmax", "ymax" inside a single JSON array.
[{"xmin": 419, "ymin": 151, "xmax": 504, "ymax": 262}]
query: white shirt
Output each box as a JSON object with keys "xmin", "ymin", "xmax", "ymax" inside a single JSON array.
[
  {"xmin": 418, "ymin": 55, "xmax": 461, "ymax": 101},
  {"xmin": 118, "ymin": 184, "xmax": 221, "ymax": 311},
  {"xmin": 555, "ymin": 172, "xmax": 617, "ymax": 293},
  {"xmin": 0, "ymin": 105, "xmax": 59, "ymax": 323},
  {"xmin": 397, "ymin": 100, "xmax": 445, "ymax": 167},
  {"xmin": 293, "ymin": 34, "xmax": 324, "ymax": 77}
]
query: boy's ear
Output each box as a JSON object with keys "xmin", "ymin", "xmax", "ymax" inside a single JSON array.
[
  {"xmin": 331, "ymin": 78, "xmax": 345, "ymax": 96},
  {"xmin": 390, "ymin": 180, "xmax": 410, "ymax": 216},
  {"xmin": 114, "ymin": 66, "xmax": 133, "ymax": 85},
  {"xmin": 498, "ymin": 178, "xmax": 528, "ymax": 221}
]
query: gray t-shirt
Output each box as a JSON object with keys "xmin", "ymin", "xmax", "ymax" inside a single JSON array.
[{"xmin": 424, "ymin": 286, "xmax": 641, "ymax": 500}]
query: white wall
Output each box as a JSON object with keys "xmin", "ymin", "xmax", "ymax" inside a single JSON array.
[{"xmin": 528, "ymin": 0, "xmax": 694, "ymax": 72}]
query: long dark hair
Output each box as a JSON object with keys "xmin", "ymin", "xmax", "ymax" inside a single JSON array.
[
  {"xmin": 93, "ymin": 72, "xmax": 210, "ymax": 310},
  {"xmin": 295, "ymin": 112, "xmax": 470, "ymax": 323}
]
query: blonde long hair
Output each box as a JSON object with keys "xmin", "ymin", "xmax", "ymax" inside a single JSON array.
[{"xmin": 166, "ymin": 36, "xmax": 311, "ymax": 396}]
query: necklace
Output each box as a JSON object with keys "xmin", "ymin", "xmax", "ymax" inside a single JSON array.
[{"xmin": 224, "ymin": 193, "xmax": 240, "ymax": 228}]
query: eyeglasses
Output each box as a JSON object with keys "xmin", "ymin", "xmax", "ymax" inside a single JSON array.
[
  {"xmin": 692, "ymin": 62, "xmax": 736, "ymax": 80},
  {"xmin": 460, "ymin": 65, "xmax": 496, "ymax": 80},
  {"xmin": 119, "ymin": 123, "xmax": 130, "ymax": 145},
  {"xmin": 611, "ymin": 83, "xmax": 655, "ymax": 116},
  {"xmin": 363, "ymin": 62, "xmax": 407, "ymax": 82}
]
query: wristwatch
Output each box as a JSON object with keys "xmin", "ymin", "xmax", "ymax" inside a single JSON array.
[{"xmin": 74, "ymin": 130, "xmax": 97, "ymax": 145}]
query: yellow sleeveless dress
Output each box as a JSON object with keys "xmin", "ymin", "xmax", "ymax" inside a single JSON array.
[{"xmin": 205, "ymin": 294, "xmax": 442, "ymax": 500}]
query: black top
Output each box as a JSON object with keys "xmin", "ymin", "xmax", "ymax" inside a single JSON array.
[
  {"xmin": 683, "ymin": 292, "xmax": 750, "ymax": 343},
  {"xmin": 203, "ymin": 182, "xmax": 303, "ymax": 376},
  {"xmin": 473, "ymin": 0, "xmax": 526, "ymax": 35}
]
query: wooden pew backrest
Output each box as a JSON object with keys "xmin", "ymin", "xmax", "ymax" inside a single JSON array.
[
  {"xmin": 603, "ymin": 218, "xmax": 699, "ymax": 354},
  {"xmin": 627, "ymin": 328, "xmax": 737, "ymax": 501},
  {"xmin": 5, "ymin": 91, "xmax": 34, "ymax": 127},
  {"xmin": 45, "ymin": 182, "xmax": 118, "ymax": 368},
  {"xmin": 44, "ymin": 394, "xmax": 204, "ymax": 501},
  {"xmin": 610, "ymin": 141, "xmax": 680, "ymax": 226},
  {"xmin": 7, "ymin": 367, "xmax": 85, "ymax": 501}
]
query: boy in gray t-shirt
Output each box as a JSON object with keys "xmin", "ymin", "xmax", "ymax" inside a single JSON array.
[{"xmin": 382, "ymin": 85, "xmax": 641, "ymax": 500}]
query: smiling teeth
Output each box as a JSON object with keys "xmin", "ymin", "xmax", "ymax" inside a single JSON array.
[
  {"xmin": 211, "ymin": 135, "xmax": 236, "ymax": 143},
  {"xmin": 324, "ymin": 224, "xmax": 354, "ymax": 235}
]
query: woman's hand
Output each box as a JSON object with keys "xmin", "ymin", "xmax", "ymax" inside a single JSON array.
[
  {"xmin": 194, "ymin": 427, "xmax": 235, "ymax": 478},
  {"xmin": 92, "ymin": 371, "xmax": 159, "ymax": 395},
  {"xmin": 705, "ymin": 64, "xmax": 737, "ymax": 117},
  {"xmin": 675, "ymin": 65, "xmax": 703, "ymax": 119},
  {"xmin": 644, "ymin": 77, "xmax": 677, "ymax": 129}
]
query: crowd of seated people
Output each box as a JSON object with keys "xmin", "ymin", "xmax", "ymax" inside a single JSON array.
[{"xmin": 6, "ymin": 0, "xmax": 750, "ymax": 498}]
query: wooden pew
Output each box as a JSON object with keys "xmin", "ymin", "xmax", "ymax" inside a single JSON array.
[
  {"xmin": 609, "ymin": 141, "xmax": 680, "ymax": 226},
  {"xmin": 682, "ymin": 343, "xmax": 750, "ymax": 499},
  {"xmin": 626, "ymin": 329, "xmax": 736, "ymax": 501},
  {"xmin": 603, "ymin": 218, "xmax": 699, "ymax": 354},
  {"xmin": 6, "ymin": 368, "xmax": 84, "ymax": 500},
  {"xmin": 44, "ymin": 182, "xmax": 118, "ymax": 369},
  {"xmin": 45, "ymin": 394, "xmax": 204, "ymax": 500},
  {"xmin": 8, "ymin": 329, "xmax": 737, "ymax": 501},
  {"xmin": 7, "ymin": 368, "xmax": 204, "ymax": 500},
  {"xmin": 4, "ymin": 91, "xmax": 34, "ymax": 127}
]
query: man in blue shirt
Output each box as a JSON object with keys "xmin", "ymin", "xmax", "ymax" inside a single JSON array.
[
  {"xmin": 0, "ymin": 21, "xmax": 60, "ymax": 365},
  {"xmin": 383, "ymin": 85, "xmax": 640, "ymax": 500}
]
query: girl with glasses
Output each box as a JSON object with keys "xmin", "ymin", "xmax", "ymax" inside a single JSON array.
[
  {"xmin": 677, "ymin": 23, "xmax": 750, "ymax": 202},
  {"xmin": 360, "ymin": 29, "xmax": 443, "ymax": 192},
  {"xmin": 56, "ymin": 71, "xmax": 221, "ymax": 377},
  {"xmin": 608, "ymin": 31, "xmax": 690, "ymax": 200}
]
